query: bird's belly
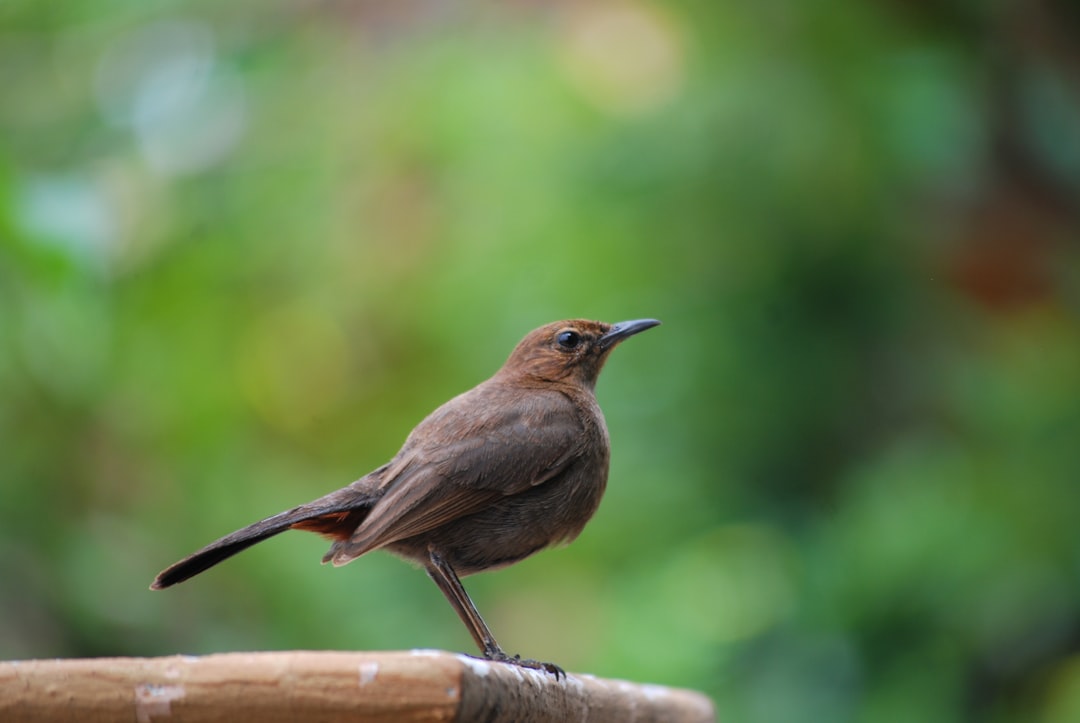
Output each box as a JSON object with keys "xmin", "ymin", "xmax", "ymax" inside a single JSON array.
[{"xmin": 389, "ymin": 460, "xmax": 608, "ymax": 576}]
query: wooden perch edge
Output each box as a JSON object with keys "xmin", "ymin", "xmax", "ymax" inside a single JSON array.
[{"xmin": 0, "ymin": 650, "xmax": 716, "ymax": 723}]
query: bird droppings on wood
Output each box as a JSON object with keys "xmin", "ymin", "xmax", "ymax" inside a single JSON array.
[
  {"xmin": 456, "ymin": 655, "xmax": 492, "ymax": 678},
  {"xmin": 133, "ymin": 683, "xmax": 185, "ymax": 723},
  {"xmin": 358, "ymin": 660, "xmax": 379, "ymax": 685}
]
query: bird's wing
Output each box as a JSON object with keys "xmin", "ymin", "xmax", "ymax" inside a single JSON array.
[{"xmin": 330, "ymin": 385, "xmax": 584, "ymax": 561}]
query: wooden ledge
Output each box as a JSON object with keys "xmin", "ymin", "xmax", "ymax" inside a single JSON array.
[{"xmin": 0, "ymin": 650, "xmax": 716, "ymax": 722}]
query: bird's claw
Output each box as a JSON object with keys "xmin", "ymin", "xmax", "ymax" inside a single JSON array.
[{"xmin": 483, "ymin": 650, "xmax": 565, "ymax": 680}]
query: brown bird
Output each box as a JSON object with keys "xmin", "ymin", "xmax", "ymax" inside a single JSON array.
[{"xmin": 151, "ymin": 318, "xmax": 660, "ymax": 676}]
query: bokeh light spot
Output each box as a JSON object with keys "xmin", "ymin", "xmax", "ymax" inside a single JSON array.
[
  {"xmin": 665, "ymin": 524, "xmax": 797, "ymax": 644},
  {"xmin": 555, "ymin": 0, "xmax": 684, "ymax": 117},
  {"xmin": 94, "ymin": 20, "xmax": 246, "ymax": 176}
]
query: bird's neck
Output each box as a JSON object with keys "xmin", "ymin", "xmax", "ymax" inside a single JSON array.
[{"xmin": 494, "ymin": 368, "xmax": 597, "ymax": 396}]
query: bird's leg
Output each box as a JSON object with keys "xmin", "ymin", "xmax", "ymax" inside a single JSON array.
[
  {"xmin": 425, "ymin": 546, "xmax": 565, "ymax": 679},
  {"xmin": 424, "ymin": 547, "xmax": 499, "ymax": 655}
]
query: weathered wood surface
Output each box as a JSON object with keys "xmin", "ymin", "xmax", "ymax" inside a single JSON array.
[{"xmin": 0, "ymin": 650, "xmax": 716, "ymax": 723}]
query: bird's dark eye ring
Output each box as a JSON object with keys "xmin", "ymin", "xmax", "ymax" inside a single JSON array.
[{"xmin": 556, "ymin": 330, "xmax": 581, "ymax": 350}]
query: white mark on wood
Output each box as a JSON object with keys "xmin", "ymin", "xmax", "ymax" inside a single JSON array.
[
  {"xmin": 358, "ymin": 661, "xmax": 379, "ymax": 685},
  {"xmin": 134, "ymin": 683, "xmax": 185, "ymax": 722},
  {"xmin": 519, "ymin": 666, "xmax": 550, "ymax": 686},
  {"xmin": 506, "ymin": 665, "xmax": 525, "ymax": 683},
  {"xmin": 641, "ymin": 684, "xmax": 673, "ymax": 701},
  {"xmin": 563, "ymin": 674, "xmax": 586, "ymax": 694},
  {"xmin": 409, "ymin": 649, "xmax": 443, "ymax": 658},
  {"xmin": 456, "ymin": 655, "xmax": 492, "ymax": 677}
]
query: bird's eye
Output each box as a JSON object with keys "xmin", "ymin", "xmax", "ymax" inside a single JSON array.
[{"xmin": 556, "ymin": 330, "xmax": 582, "ymax": 350}]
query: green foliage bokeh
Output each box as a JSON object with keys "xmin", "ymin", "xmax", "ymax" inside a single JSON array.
[{"xmin": 3, "ymin": 2, "xmax": 1080, "ymax": 721}]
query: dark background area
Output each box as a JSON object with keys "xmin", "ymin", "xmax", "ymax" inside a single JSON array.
[{"xmin": 2, "ymin": 1, "xmax": 1079, "ymax": 720}]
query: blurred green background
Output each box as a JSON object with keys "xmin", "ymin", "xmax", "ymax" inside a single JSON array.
[{"xmin": 3, "ymin": 1, "xmax": 1080, "ymax": 720}]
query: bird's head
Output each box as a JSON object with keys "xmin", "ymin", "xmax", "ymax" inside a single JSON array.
[{"xmin": 499, "ymin": 318, "xmax": 660, "ymax": 389}]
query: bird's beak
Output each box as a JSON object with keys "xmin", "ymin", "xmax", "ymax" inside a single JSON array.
[{"xmin": 598, "ymin": 318, "xmax": 661, "ymax": 350}]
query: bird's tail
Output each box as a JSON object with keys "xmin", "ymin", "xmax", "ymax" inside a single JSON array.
[{"xmin": 150, "ymin": 492, "xmax": 374, "ymax": 590}]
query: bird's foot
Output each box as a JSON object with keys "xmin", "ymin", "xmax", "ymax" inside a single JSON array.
[{"xmin": 482, "ymin": 648, "xmax": 565, "ymax": 680}]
